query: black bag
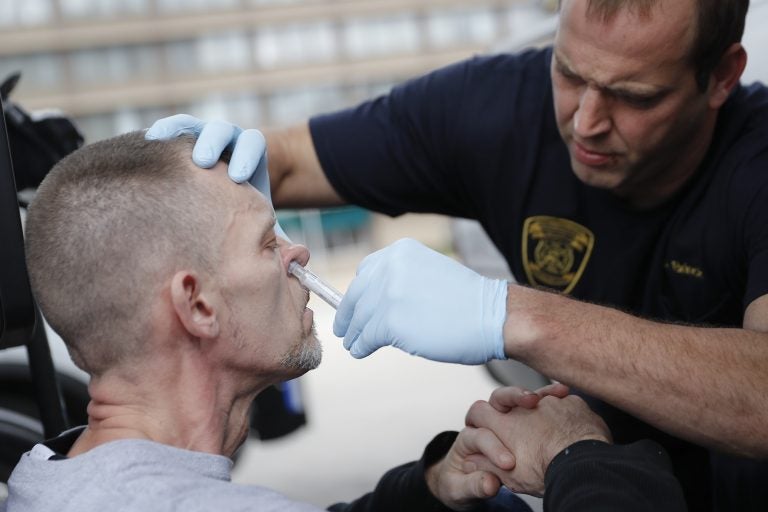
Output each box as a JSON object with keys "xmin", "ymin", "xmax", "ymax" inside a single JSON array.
[{"xmin": 1, "ymin": 72, "xmax": 84, "ymax": 193}]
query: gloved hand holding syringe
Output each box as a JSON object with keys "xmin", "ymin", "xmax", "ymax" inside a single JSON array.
[{"xmin": 288, "ymin": 261, "xmax": 343, "ymax": 309}]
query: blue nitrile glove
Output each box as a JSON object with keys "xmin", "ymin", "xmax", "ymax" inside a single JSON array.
[
  {"xmin": 145, "ymin": 114, "xmax": 289, "ymax": 240},
  {"xmin": 333, "ymin": 238, "xmax": 508, "ymax": 365}
]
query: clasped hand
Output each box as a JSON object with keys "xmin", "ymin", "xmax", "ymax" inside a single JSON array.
[
  {"xmin": 427, "ymin": 383, "xmax": 575, "ymax": 509},
  {"xmin": 464, "ymin": 384, "xmax": 610, "ymax": 498}
]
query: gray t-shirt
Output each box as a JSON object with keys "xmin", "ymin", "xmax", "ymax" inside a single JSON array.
[{"xmin": 2, "ymin": 429, "xmax": 322, "ymax": 512}]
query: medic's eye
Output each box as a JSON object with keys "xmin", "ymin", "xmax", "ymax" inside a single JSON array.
[
  {"xmin": 556, "ymin": 64, "xmax": 584, "ymax": 85},
  {"xmin": 615, "ymin": 91, "xmax": 664, "ymax": 109}
]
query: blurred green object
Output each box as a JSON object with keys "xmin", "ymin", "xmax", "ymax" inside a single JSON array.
[{"xmin": 277, "ymin": 206, "xmax": 371, "ymax": 236}]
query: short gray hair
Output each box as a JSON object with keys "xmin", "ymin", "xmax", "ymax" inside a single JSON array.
[{"xmin": 25, "ymin": 132, "xmax": 228, "ymax": 375}]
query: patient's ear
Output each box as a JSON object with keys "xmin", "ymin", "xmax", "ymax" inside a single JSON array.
[{"xmin": 170, "ymin": 271, "xmax": 220, "ymax": 339}]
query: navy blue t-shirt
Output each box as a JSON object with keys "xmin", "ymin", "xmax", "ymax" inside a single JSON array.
[{"xmin": 310, "ymin": 47, "xmax": 768, "ymax": 510}]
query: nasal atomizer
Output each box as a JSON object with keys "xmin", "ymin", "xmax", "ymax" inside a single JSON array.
[{"xmin": 288, "ymin": 261, "xmax": 343, "ymax": 309}]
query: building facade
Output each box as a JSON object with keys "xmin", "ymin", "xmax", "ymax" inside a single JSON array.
[{"xmin": 1, "ymin": 0, "xmax": 554, "ymax": 142}]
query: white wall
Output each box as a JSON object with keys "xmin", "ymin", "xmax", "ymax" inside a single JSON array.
[{"xmin": 742, "ymin": 0, "xmax": 768, "ymax": 83}]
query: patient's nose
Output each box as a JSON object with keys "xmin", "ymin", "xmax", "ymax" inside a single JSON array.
[{"xmin": 279, "ymin": 238, "xmax": 310, "ymax": 271}]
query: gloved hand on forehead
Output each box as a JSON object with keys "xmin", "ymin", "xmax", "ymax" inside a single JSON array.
[
  {"xmin": 334, "ymin": 238, "xmax": 509, "ymax": 365},
  {"xmin": 145, "ymin": 114, "xmax": 289, "ymax": 240}
]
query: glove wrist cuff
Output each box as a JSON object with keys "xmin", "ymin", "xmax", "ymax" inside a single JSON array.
[{"xmin": 483, "ymin": 278, "xmax": 508, "ymax": 361}]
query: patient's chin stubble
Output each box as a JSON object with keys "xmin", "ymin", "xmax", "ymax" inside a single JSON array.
[{"xmin": 281, "ymin": 325, "xmax": 321, "ymax": 371}]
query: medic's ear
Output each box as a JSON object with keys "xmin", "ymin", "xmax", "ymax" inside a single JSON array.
[
  {"xmin": 708, "ymin": 42, "xmax": 747, "ymax": 109},
  {"xmin": 170, "ymin": 271, "xmax": 220, "ymax": 339}
]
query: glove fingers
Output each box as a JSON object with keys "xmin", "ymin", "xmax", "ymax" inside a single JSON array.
[
  {"xmin": 334, "ymin": 277, "xmax": 363, "ymax": 338},
  {"xmin": 333, "ymin": 252, "xmax": 384, "ymax": 337},
  {"xmin": 145, "ymin": 114, "xmax": 205, "ymax": 140},
  {"xmin": 338, "ymin": 277, "xmax": 377, "ymax": 350},
  {"xmin": 340, "ymin": 266, "xmax": 385, "ymax": 355},
  {"xmin": 193, "ymin": 120, "xmax": 242, "ymax": 168},
  {"xmin": 341, "ymin": 300, "xmax": 367, "ymax": 352},
  {"xmin": 231, "ymin": 129, "xmax": 267, "ymax": 184},
  {"xmin": 348, "ymin": 313, "xmax": 388, "ymax": 359}
]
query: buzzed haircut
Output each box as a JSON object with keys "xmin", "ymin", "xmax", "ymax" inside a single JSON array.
[
  {"xmin": 25, "ymin": 132, "xmax": 228, "ymax": 376},
  {"xmin": 572, "ymin": 0, "xmax": 750, "ymax": 91}
]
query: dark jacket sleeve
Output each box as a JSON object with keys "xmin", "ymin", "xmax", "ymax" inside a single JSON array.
[
  {"xmin": 543, "ymin": 440, "xmax": 687, "ymax": 512},
  {"xmin": 327, "ymin": 431, "xmax": 487, "ymax": 512}
]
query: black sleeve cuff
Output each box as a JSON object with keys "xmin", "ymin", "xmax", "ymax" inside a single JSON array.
[
  {"xmin": 422, "ymin": 431, "xmax": 460, "ymax": 467},
  {"xmin": 544, "ymin": 439, "xmax": 687, "ymax": 512},
  {"xmin": 327, "ymin": 431, "xmax": 460, "ymax": 512}
]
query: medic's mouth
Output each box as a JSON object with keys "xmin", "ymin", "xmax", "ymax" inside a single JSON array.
[{"xmin": 573, "ymin": 141, "xmax": 614, "ymax": 167}]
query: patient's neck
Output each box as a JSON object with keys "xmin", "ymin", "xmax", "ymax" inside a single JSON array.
[{"xmin": 67, "ymin": 347, "xmax": 268, "ymax": 459}]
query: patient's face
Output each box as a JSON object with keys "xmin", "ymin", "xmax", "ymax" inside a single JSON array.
[{"xmin": 204, "ymin": 165, "xmax": 321, "ymax": 377}]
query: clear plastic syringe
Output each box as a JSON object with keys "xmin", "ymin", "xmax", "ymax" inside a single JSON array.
[{"xmin": 288, "ymin": 261, "xmax": 343, "ymax": 309}]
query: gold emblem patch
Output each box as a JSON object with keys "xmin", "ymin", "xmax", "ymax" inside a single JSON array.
[{"xmin": 522, "ymin": 216, "xmax": 594, "ymax": 294}]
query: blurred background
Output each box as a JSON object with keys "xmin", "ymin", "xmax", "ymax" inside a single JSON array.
[
  {"xmin": 0, "ymin": 0, "xmax": 557, "ymax": 138},
  {"xmin": 2, "ymin": 0, "xmax": 767, "ymax": 510}
]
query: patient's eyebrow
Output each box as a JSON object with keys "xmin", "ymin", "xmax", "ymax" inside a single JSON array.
[{"xmin": 256, "ymin": 214, "xmax": 277, "ymax": 243}]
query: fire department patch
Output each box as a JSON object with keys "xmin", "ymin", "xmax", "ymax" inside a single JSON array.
[{"xmin": 522, "ymin": 216, "xmax": 594, "ymax": 294}]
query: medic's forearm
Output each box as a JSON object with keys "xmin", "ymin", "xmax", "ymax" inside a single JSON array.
[
  {"xmin": 502, "ymin": 284, "xmax": 768, "ymax": 457},
  {"xmin": 264, "ymin": 121, "xmax": 346, "ymax": 209}
]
